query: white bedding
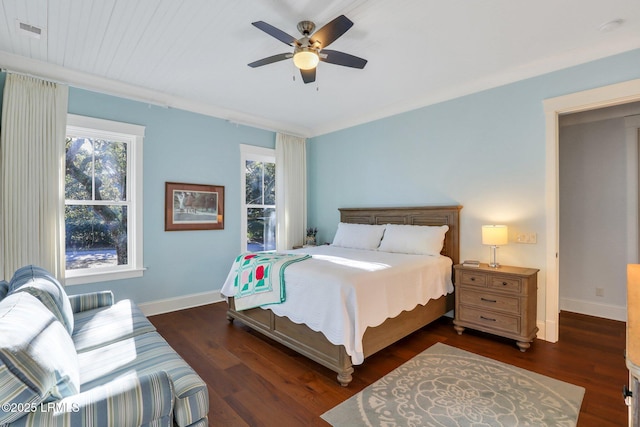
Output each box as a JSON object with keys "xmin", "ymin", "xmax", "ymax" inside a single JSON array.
[{"xmin": 221, "ymin": 245, "xmax": 453, "ymax": 365}]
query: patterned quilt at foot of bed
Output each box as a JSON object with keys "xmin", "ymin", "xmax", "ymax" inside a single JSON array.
[{"xmin": 230, "ymin": 252, "xmax": 310, "ymax": 311}]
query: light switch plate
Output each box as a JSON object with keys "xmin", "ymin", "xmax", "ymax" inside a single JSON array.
[{"xmin": 516, "ymin": 232, "xmax": 537, "ymax": 244}]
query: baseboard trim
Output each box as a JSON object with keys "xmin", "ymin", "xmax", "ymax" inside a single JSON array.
[
  {"xmin": 560, "ymin": 297, "xmax": 627, "ymax": 322},
  {"xmin": 139, "ymin": 290, "xmax": 225, "ymax": 317},
  {"xmin": 536, "ymin": 320, "xmax": 547, "ymax": 341}
]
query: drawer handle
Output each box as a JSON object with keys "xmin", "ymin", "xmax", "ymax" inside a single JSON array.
[
  {"xmin": 501, "ymin": 282, "xmax": 508, "ymax": 286},
  {"xmin": 480, "ymin": 315, "xmax": 497, "ymax": 322},
  {"xmin": 481, "ymin": 297, "xmax": 497, "ymax": 303},
  {"xmin": 470, "ymin": 277, "xmax": 476, "ymax": 281}
]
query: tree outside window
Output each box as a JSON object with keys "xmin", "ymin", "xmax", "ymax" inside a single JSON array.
[
  {"xmin": 241, "ymin": 145, "xmax": 276, "ymax": 252},
  {"xmin": 64, "ymin": 114, "xmax": 144, "ymax": 285},
  {"xmin": 65, "ymin": 137, "xmax": 128, "ymax": 269}
]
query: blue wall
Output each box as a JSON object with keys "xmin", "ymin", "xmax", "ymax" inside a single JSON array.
[
  {"xmin": 2, "ymin": 48, "xmax": 639, "ymax": 311},
  {"xmin": 0, "ymin": 74, "xmax": 275, "ymax": 304},
  {"xmin": 65, "ymin": 89, "xmax": 275, "ymax": 303},
  {"xmin": 307, "ymin": 49, "xmax": 640, "ymax": 311}
]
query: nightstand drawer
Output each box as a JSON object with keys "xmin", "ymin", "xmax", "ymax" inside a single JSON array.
[
  {"xmin": 459, "ymin": 271, "xmax": 487, "ymax": 287},
  {"xmin": 457, "ymin": 305, "xmax": 520, "ymax": 334},
  {"xmin": 453, "ymin": 263, "xmax": 539, "ymax": 351},
  {"xmin": 459, "ymin": 289, "xmax": 520, "ymax": 314},
  {"xmin": 489, "ymin": 276, "xmax": 522, "ymax": 294}
]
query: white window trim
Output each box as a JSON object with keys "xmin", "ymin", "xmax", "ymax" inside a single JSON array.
[
  {"xmin": 65, "ymin": 114, "xmax": 145, "ymax": 285},
  {"xmin": 240, "ymin": 144, "xmax": 275, "ymax": 252}
]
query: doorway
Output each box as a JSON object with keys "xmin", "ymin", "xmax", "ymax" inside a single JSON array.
[
  {"xmin": 544, "ymin": 78, "xmax": 640, "ymax": 342},
  {"xmin": 558, "ymin": 105, "xmax": 640, "ymax": 322}
]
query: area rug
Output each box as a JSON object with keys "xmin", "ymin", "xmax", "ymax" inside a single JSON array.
[{"xmin": 321, "ymin": 343, "xmax": 585, "ymax": 427}]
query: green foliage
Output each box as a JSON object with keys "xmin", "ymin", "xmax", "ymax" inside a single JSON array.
[
  {"xmin": 65, "ymin": 137, "xmax": 127, "ymax": 201},
  {"xmin": 65, "ymin": 137, "xmax": 128, "ymax": 265},
  {"xmin": 245, "ymin": 160, "xmax": 276, "ymax": 246},
  {"xmin": 245, "ymin": 160, "xmax": 275, "ymax": 205},
  {"xmin": 65, "ymin": 205, "xmax": 125, "ymax": 250}
]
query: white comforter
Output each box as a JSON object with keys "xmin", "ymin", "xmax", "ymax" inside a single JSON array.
[{"xmin": 221, "ymin": 245, "xmax": 453, "ymax": 365}]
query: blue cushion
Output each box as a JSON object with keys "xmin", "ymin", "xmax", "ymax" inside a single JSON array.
[
  {"xmin": 6, "ymin": 371, "xmax": 174, "ymax": 427},
  {"xmin": 78, "ymin": 332, "xmax": 208, "ymax": 426},
  {"xmin": 0, "ymin": 280, "xmax": 8, "ymax": 300},
  {"xmin": 0, "ymin": 293, "xmax": 80, "ymax": 424},
  {"xmin": 9, "ymin": 265, "xmax": 74, "ymax": 334},
  {"xmin": 68, "ymin": 290, "xmax": 114, "ymax": 313},
  {"xmin": 72, "ymin": 299, "xmax": 157, "ymax": 353}
]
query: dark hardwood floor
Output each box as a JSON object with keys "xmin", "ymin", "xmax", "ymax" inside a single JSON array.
[{"xmin": 150, "ymin": 303, "xmax": 627, "ymax": 426}]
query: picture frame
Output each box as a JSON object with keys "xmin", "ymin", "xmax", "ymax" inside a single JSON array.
[{"xmin": 165, "ymin": 182, "xmax": 224, "ymax": 231}]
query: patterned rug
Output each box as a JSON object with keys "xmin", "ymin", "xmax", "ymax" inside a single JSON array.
[{"xmin": 321, "ymin": 343, "xmax": 585, "ymax": 427}]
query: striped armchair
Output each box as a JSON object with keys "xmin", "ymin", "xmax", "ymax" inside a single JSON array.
[{"xmin": 0, "ymin": 266, "xmax": 208, "ymax": 427}]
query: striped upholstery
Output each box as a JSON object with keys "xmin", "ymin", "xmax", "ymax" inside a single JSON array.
[
  {"xmin": 7, "ymin": 371, "xmax": 174, "ymax": 427},
  {"xmin": 1, "ymin": 275, "xmax": 208, "ymax": 427},
  {"xmin": 72, "ymin": 299, "xmax": 157, "ymax": 353},
  {"xmin": 0, "ymin": 293, "xmax": 80, "ymax": 424},
  {"xmin": 0, "ymin": 364, "xmax": 41, "ymax": 424},
  {"xmin": 78, "ymin": 332, "xmax": 209, "ymax": 427},
  {"xmin": 0, "ymin": 280, "xmax": 8, "ymax": 300},
  {"xmin": 182, "ymin": 419, "xmax": 209, "ymax": 427},
  {"xmin": 9, "ymin": 265, "xmax": 74, "ymax": 334},
  {"xmin": 68, "ymin": 291, "xmax": 114, "ymax": 314}
]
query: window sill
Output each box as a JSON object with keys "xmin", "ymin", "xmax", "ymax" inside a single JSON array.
[{"xmin": 64, "ymin": 267, "xmax": 146, "ymax": 286}]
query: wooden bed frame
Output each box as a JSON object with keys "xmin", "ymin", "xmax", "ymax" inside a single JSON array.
[{"xmin": 226, "ymin": 205, "xmax": 461, "ymax": 386}]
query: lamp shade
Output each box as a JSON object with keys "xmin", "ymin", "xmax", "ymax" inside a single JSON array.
[
  {"xmin": 482, "ymin": 225, "xmax": 508, "ymax": 246},
  {"xmin": 293, "ymin": 49, "xmax": 319, "ymax": 70}
]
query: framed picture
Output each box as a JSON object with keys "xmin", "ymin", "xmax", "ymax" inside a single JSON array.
[{"xmin": 165, "ymin": 182, "xmax": 224, "ymax": 231}]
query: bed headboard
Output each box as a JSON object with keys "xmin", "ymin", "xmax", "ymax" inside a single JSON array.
[{"xmin": 338, "ymin": 205, "xmax": 462, "ymax": 265}]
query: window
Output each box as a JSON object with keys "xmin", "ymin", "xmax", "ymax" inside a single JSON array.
[
  {"xmin": 64, "ymin": 114, "xmax": 144, "ymax": 284},
  {"xmin": 240, "ymin": 144, "xmax": 276, "ymax": 252}
]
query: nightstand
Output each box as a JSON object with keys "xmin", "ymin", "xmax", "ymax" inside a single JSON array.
[{"xmin": 453, "ymin": 263, "xmax": 539, "ymax": 351}]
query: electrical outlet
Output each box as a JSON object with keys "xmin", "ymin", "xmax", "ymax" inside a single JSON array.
[{"xmin": 596, "ymin": 287, "xmax": 605, "ymax": 297}]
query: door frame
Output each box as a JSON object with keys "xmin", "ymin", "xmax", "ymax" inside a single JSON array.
[{"xmin": 544, "ymin": 78, "xmax": 640, "ymax": 342}]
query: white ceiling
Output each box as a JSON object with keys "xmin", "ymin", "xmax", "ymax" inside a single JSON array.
[{"xmin": 0, "ymin": 0, "xmax": 639, "ymax": 137}]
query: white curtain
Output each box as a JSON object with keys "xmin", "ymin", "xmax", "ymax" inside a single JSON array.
[
  {"xmin": 275, "ymin": 133, "xmax": 307, "ymax": 250},
  {"xmin": 0, "ymin": 73, "xmax": 69, "ymax": 281}
]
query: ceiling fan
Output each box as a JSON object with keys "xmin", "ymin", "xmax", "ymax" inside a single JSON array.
[{"xmin": 248, "ymin": 15, "xmax": 367, "ymax": 84}]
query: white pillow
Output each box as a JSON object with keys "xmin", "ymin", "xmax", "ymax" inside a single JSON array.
[
  {"xmin": 378, "ymin": 224, "xmax": 449, "ymax": 255},
  {"xmin": 0, "ymin": 292, "xmax": 80, "ymax": 425},
  {"xmin": 331, "ymin": 223, "xmax": 386, "ymax": 250}
]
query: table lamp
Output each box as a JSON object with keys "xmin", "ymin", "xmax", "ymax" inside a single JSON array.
[{"xmin": 482, "ymin": 225, "xmax": 508, "ymax": 268}]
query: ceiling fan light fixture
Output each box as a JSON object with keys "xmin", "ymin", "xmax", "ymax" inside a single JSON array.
[
  {"xmin": 293, "ymin": 48, "xmax": 319, "ymax": 70},
  {"xmin": 249, "ymin": 15, "xmax": 364, "ymax": 83}
]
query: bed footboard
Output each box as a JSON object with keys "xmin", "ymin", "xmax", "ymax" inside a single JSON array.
[
  {"xmin": 226, "ymin": 297, "xmax": 354, "ymax": 385},
  {"xmin": 226, "ymin": 293, "xmax": 453, "ymax": 386}
]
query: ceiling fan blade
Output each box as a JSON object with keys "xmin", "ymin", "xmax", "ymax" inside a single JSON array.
[
  {"xmin": 320, "ymin": 50, "xmax": 367, "ymax": 69},
  {"xmin": 248, "ymin": 53, "xmax": 292, "ymax": 68},
  {"xmin": 310, "ymin": 15, "xmax": 353, "ymax": 48},
  {"xmin": 300, "ymin": 68, "xmax": 316, "ymax": 84},
  {"xmin": 252, "ymin": 21, "xmax": 298, "ymax": 46}
]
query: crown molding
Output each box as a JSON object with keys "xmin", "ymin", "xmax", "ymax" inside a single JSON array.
[
  {"xmin": 2, "ymin": 42, "xmax": 638, "ymax": 139},
  {"xmin": 0, "ymin": 51, "xmax": 311, "ymax": 137},
  {"xmin": 311, "ymin": 42, "xmax": 640, "ymax": 137}
]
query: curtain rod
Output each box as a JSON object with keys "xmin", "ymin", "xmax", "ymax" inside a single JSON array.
[
  {"xmin": 0, "ymin": 68, "xmax": 308, "ymax": 137},
  {"xmin": 0, "ymin": 67, "xmax": 170, "ymax": 108},
  {"xmin": 1, "ymin": 68, "xmax": 70, "ymax": 86}
]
